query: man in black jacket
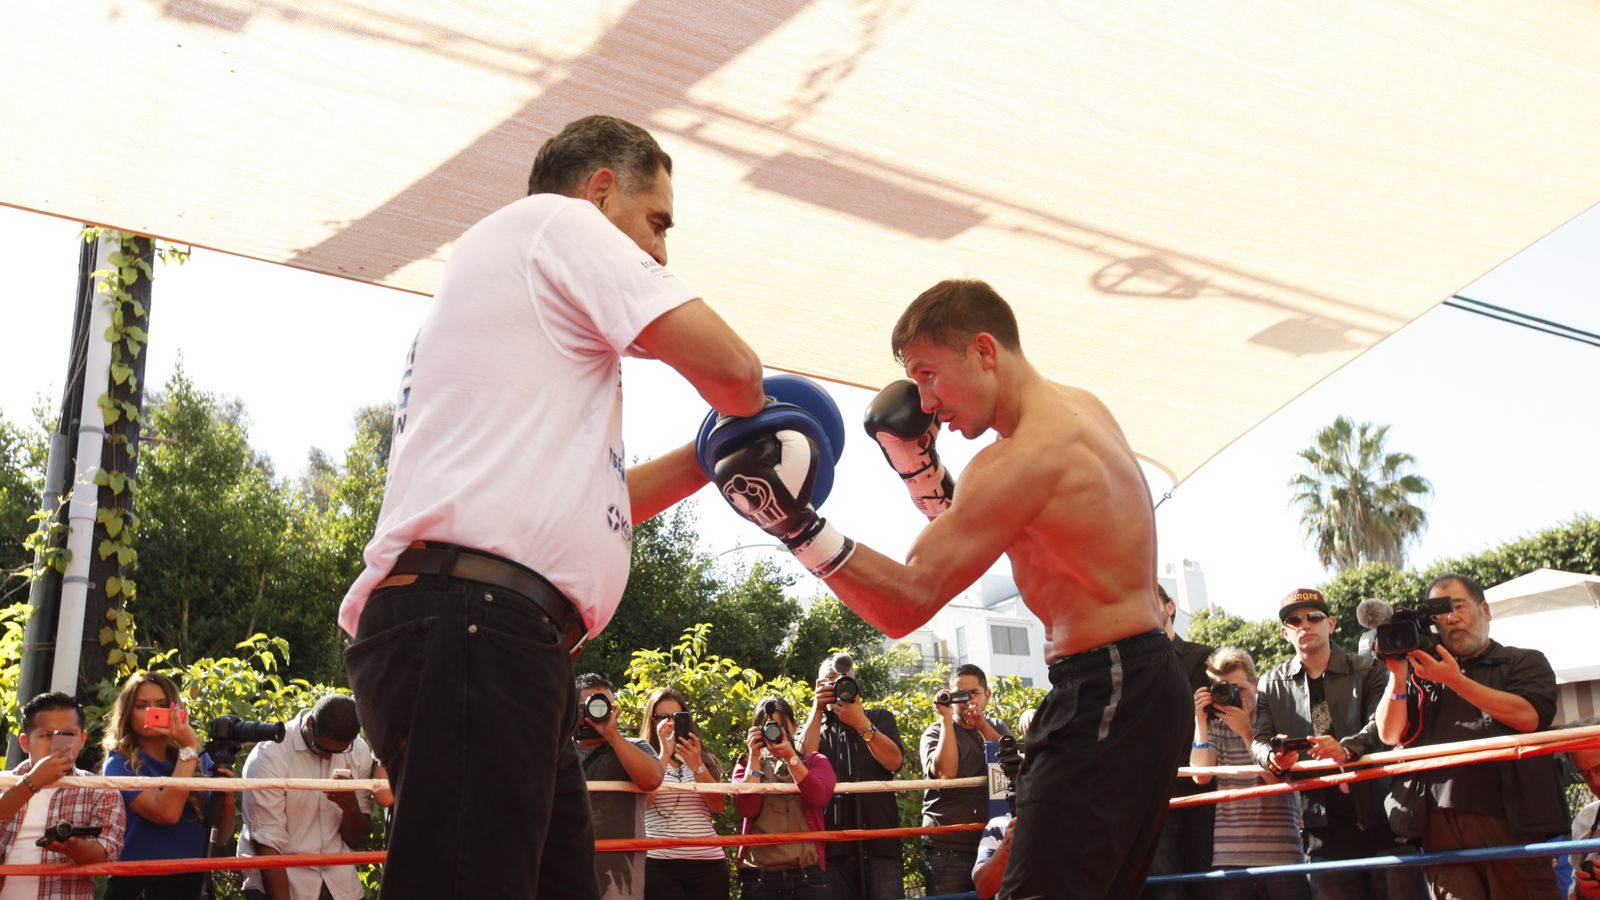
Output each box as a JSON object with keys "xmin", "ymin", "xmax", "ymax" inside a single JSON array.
[
  {"xmin": 1375, "ymin": 574, "xmax": 1567, "ymax": 900},
  {"xmin": 1253, "ymin": 588, "xmax": 1426, "ymax": 899},
  {"xmin": 1143, "ymin": 586, "xmax": 1216, "ymax": 900}
]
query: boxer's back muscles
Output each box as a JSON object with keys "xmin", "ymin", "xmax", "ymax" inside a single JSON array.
[{"xmin": 822, "ymin": 374, "xmax": 1163, "ymax": 658}]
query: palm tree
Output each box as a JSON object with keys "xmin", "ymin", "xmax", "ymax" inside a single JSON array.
[{"xmin": 1288, "ymin": 416, "xmax": 1432, "ymax": 571}]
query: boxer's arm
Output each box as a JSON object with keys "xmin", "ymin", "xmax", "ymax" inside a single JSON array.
[
  {"xmin": 635, "ymin": 299, "xmax": 765, "ymax": 417},
  {"xmin": 823, "ymin": 440, "xmax": 1055, "ymax": 637},
  {"xmin": 627, "ymin": 442, "xmax": 706, "ymax": 524}
]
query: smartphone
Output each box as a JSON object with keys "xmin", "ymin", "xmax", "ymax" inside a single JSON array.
[
  {"xmin": 50, "ymin": 732, "xmax": 76, "ymax": 754},
  {"xmin": 142, "ymin": 707, "xmax": 187, "ymax": 729},
  {"xmin": 331, "ymin": 768, "xmax": 353, "ymax": 779},
  {"xmin": 672, "ymin": 711, "xmax": 694, "ymax": 739}
]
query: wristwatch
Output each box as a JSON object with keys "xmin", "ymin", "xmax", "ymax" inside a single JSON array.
[
  {"xmin": 177, "ymin": 746, "xmax": 199, "ymax": 763},
  {"xmin": 861, "ymin": 726, "xmax": 878, "ymax": 743}
]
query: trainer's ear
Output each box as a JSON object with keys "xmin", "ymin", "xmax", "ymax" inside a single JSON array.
[{"xmin": 584, "ymin": 168, "xmax": 618, "ymax": 211}]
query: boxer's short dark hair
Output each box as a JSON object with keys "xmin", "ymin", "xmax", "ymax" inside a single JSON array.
[
  {"xmin": 892, "ymin": 279, "xmax": 1022, "ymax": 363},
  {"xmin": 528, "ymin": 115, "xmax": 672, "ymax": 197}
]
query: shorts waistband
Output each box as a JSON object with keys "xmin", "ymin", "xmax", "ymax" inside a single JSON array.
[
  {"xmin": 1047, "ymin": 629, "xmax": 1169, "ymax": 684},
  {"xmin": 382, "ymin": 543, "xmax": 589, "ymax": 657}
]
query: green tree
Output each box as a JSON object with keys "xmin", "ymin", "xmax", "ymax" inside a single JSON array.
[
  {"xmin": 781, "ymin": 594, "xmax": 888, "ymax": 687},
  {"xmin": 1186, "ymin": 607, "xmax": 1291, "ymax": 673},
  {"xmin": 1288, "ymin": 416, "xmax": 1431, "ymax": 572},
  {"xmin": 0, "ymin": 414, "xmax": 48, "ymax": 603}
]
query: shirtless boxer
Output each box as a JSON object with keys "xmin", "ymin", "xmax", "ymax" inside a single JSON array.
[{"xmin": 711, "ymin": 279, "xmax": 1188, "ymax": 899}]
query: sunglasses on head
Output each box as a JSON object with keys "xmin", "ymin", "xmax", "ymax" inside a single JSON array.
[{"xmin": 1283, "ymin": 612, "xmax": 1328, "ymax": 626}]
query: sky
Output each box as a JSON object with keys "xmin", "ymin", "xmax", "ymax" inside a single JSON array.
[{"xmin": 2, "ymin": 201, "xmax": 1597, "ymax": 625}]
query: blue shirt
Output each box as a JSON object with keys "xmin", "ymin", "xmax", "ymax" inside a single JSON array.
[{"xmin": 103, "ymin": 750, "xmax": 215, "ymax": 862}]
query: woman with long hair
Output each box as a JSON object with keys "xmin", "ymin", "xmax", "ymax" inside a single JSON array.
[
  {"xmin": 639, "ymin": 688, "xmax": 727, "ymax": 900},
  {"xmin": 731, "ymin": 696, "xmax": 836, "ymax": 900},
  {"xmin": 100, "ymin": 672, "xmax": 235, "ymax": 900}
]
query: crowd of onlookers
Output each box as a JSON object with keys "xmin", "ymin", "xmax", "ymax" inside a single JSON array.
[{"xmin": 4, "ymin": 576, "xmax": 1598, "ymax": 900}]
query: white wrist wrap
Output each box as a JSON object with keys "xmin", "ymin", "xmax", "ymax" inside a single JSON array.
[{"xmin": 789, "ymin": 521, "xmax": 856, "ymax": 578}]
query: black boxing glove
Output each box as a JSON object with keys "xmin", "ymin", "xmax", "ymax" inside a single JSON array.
[
  {"xmin": 863, "ymin": 380, "xmax": 954, "ymax": 519},
  {"xmin": 710, "ymin": 427, "xmax": 856, "ymax": 578}
]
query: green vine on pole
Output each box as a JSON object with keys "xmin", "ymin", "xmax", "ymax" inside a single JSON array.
[{"xmin": 22, "ymin": 227, "xmax": 188, "ymax": 679}]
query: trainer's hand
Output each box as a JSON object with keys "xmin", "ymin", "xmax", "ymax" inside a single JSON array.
[
  {"xmin": 864, "ymin": 381, "xmax": 953, "ymax": 519},
  {"xmin": 712, "ymin": 428, "xmax": 855, "ymax": 578}
]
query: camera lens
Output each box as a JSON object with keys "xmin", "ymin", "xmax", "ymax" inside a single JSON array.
[
  {"xmin": 833, "ymin": 674, "xmax": 860, "ymax": 704},
  {"xmin": 583, "ymin": 694, "xmax": 612, "ymax": 722},
  {"xmin": 760, "ymin": 720, "xmax": 785, "ymax": 744}
]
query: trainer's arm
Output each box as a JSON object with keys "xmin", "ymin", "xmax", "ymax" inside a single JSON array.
[
  {"xmin": 823, "ymin": 442, "xmax": 1052, "ymax": 638},
  {"xmin": 627, "ymin": 300, "xmax": 764, "ymax": 522}
]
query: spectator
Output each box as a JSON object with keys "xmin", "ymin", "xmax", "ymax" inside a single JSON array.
[
  {"xmin": 576, "ymin": 674, "xmax": 664, "ymax": 900},
  {"xmin": 238, "ymin": 695, "xmax": 378, "ymax": 900},
  {"xmin": 798, "ymin": 652, "xmax": 906, "ymax": 900},
  {"xmin": 1252, "ymin": 588, "xmax": 1426, "ymax": 900},
  {"xmin": 1565, "ymin": 719, "xmax": 1600, "ymax": 899},
  {"xmin": 733, "ymin": 696, "xmax": 836, "ymax": 899},
  {"xmin": 1189, "ymin": 648, "xmax": 1310, "ymax": 900},
  {"xmin": 1376, "ymin": 573, "xmax": 1568, "ymax": 900},
  {"xmin": 1145, "ymin": 585, "xmax": 1218, "ymax": 900},
  {"xmin": 919, "ymin": 664, "xmax": 1011, "ymax": 896},
  {"xmin": 100, "ymin": 672, "xmax": 235, "ymax": 900},
  {"xmin": 638, "ymin": 688, "xmax": 726, "ymax": 900},
  {"xmin": 971, "ymin": 708, "xmax": 1035, "ymax": 900},
  {"xmin": 0, "ymin": 691, "xmax": 127, "ymax": 900}
]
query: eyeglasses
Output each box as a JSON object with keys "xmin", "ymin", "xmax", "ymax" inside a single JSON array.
[
  {"xmin": 650, "ymin": 714, "xmax": 673, "ymax": 723},
  {"xmin": 1283, "ymin": 612, "xmax": 1328, "ymax": 627}
]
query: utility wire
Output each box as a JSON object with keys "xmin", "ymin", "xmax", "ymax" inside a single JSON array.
[{"xmin": 1444, "ymin": 295, "xmax": 1600, "ymax": 349}]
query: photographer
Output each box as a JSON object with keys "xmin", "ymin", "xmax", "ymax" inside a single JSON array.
[
  {"xmin": 970, "ymin": 708, "xmax": 1034, "ymax": 900},
  {"xmin": 1251, "ymin": 589, "xmax": 1425, "ymax": 900},
  {"xmin": 732, "ymin": 697, "xmax": 836, "ymax": 900},
  {"xmin": 238, "ymin": 695, "xmax": 376, "ymax": 900},
  {"xmin": 637, "ymin": 688, "xmax": 725, "ymax": 900},
  {"xmin": 1189, "ymin": 648, "xmax": 1309, "ymax": 900},
  {"xmin": 1567, "ymin": 719, "xmax": 1600, "ymax": 900},
  {"xmin": 798, "ymin": 653, "xmax": 905, "ymax": 900},
  {"xmin": 919, "ymin": 664, "xmax": 1010, "ymax": 896},
  {"xmin": 100, "ymin": 672, "xmax": 235, "ymax": 900},
  {"xmin": 1375, "ymin": 574, "xmax": 1568, "ymax": 900},
  {"xmin": 0, "ymin": 692, "xmax": 126, "ymax": 900},
  {"xmin": 575, "ymin": 674, "xmax": 663, "ymax": 900}
]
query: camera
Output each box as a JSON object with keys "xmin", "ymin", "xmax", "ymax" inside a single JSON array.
[
  {"xmin": 829, "ymin": 654, "xmax": 860, "ymax": 704},
  {"xmin": 1206, "ymin": 681, "xmax": 1241, "ymax": 719},
  {"xmin": 582, "ymin": 693, "xmax": 613, "ymax": 723},
  {"xmin": 36, "ymin": 822, "xmax": 101, "ymax": 847},
  {"xmin": 996, "ymin": 735, "xmax": 1024, "ymax": 814},
  {"xmin": 935, "ymin": 689, "xmax": 973, "ymax": 707},
  {"xmin": 205, "ymin": 715, "xmax": 286, "ymax": 768},
  {"xmin": 760, "ymin": 720, "xmax": 786, "ymax": 744},
  {"xmin": 1268, "ymin": 736, "xmax": 1315, "ymax": 755},
  {"xmin": 1357, "ymin": 596, "xmax": 1452, "ymax": 660}
]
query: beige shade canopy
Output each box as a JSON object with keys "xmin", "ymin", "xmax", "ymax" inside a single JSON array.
[{"xmin": 5, "ymin": 1, "xmax": 1599, "ymax": 484}]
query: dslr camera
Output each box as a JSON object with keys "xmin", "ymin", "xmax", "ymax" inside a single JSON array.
[
  {"xmin": 575, "ymin": 693, "xmax": 613, "ymax": 740},
  {"xmin": 935, "ymin": 689, "xmax": 973, "ymax": 707},
  {"xmin": 828, "ymin": 654, "xmax": 860, "ymax": 704},
  {"xmin": 1206, "ymin": 681, "xmax": 1241, "ymax": 720},
  {"xmin": 759, "ymin": 699, "xmax": 787, "ymax": 744},
  {"xmin": 205, "ymin": 715, "xmax": 286, "ymax": 767}
]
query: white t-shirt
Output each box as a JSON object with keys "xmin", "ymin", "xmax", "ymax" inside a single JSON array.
[
  {"xmin": 338, "ymin": 194, "xmax": 697, "ymax": 637},
  {"xmin": 0, "ymin": 788, "xmax": 55, "ymax": 900}
]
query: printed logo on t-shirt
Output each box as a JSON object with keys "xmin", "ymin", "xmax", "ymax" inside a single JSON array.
[
  {"xmin": 639, "ymin": 259, "xmax": 675, "ymax": 280},
  {"xmin": 606, "ymin": 504, "xmax": 633, "ymax": 547}
]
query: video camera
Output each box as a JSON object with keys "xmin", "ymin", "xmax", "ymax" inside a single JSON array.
[
  {"xmin": 1205, "ymin": 681, "xmax": 1241, "ymax": 720},
  {"xmin": 1356, "ymin": 597, "xmax": 1453, "ymax": 660},
  {"xmin": 996, "ymin": 734, "xmax": 1024, "ymax": 814},
  {"xmin": 204, "ymin": 715, "xmax": 286, "ymax": 768},
  {"xmin": 935, "ymin": 689, "xmax": 973, "ymax": 707},
  {"xmin": 1268, "ymin": 736, "xmax": 1315, "ymax": 755},
  {"xmin": 35, "ymin": 822, "xmax": 101, "ymax": 847},
  {"xmin": 829, "ymin": 654, "xmax": 860, "ymax": 704}
]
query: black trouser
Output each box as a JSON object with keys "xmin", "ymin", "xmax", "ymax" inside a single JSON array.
[
  {"xmin": 643, "ymin": 857, "xmax": 730, "ymax": 900},
  {"xmin": 345, "ymin": 575, "xmax": 598, "ymax": 899},
  {"xmin": 739, "ymin": 864, "xmax": 828, "ymax": 900},
  {"xmin": 105, "ymin": 874, "xmax": 206, "ymax": 900},
  {"xmin": 1143, "ymin": 801, "xmax": 1216, "ymax": 900},
  {"xmin": 1001, "ymin": 630, "xmax": 1189, "ymax": 900}
]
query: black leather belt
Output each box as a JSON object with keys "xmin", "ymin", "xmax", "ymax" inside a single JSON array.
[{"xmin": 386, "ymin": 544, "xmax": 589, "ymax": 657}]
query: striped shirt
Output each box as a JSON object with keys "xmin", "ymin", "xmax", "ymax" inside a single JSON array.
[
  {"xmin": 1211, "ymin": 721, "xmax": 1305, "ymax": 866},
  {"xmin": 644, "ymin": 762, "xmax": 725, "ymax": 861}
]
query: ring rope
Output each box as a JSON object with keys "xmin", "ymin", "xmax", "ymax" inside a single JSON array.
[
  {"xmin": 0, "ymin": 776, "xmax": 389, "ymax": 793},
  {"xmin": 1146, "ymin": 837, "xmax": 1600, "ymax": 884},
  {"xmin": 1177, "ymin": 722, "xmax": 1600, "ymax": 777}
]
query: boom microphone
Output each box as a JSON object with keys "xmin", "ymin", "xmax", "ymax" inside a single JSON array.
[{"xmin": 1355, "ymin": 598, "xmax": 1396, "ymax": 629}]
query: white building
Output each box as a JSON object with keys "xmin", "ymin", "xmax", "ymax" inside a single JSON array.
[
  {"xmin": 890, "ymin": 574, "xmax": 1052, "ymax": 689},
  {"xmin": 1159, "ymin": 559, "xmax": 1210, "ymax": 637}
]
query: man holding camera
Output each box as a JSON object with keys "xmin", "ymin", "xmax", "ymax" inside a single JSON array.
[
  {"xmin": 0, "ymin": 692, "xmax": 126, "ymax": 900},
  {"xmin": 919, "ymin": 664, "xmax": 1011, "ymax": 896},
  {"xmin": 1252, "ymin": 588, "xmax": 1426, "ymax": 899},
  {"xmin": 798, "ymin": 653, "xmax": 906, "ymax": 900},
  {"xmin": 574, "ymin": 674, "xmax": 664, "ymax": 900},
  {"xmin": 1375, "ymin": 574, "xmax": 1568, "ymax": 899},
  {"xmin": 239, "ymin": 695, "xmax": 378, "ymax": 900}
]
